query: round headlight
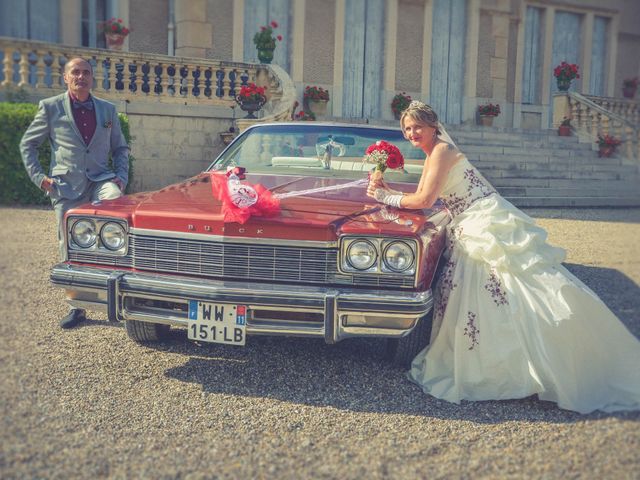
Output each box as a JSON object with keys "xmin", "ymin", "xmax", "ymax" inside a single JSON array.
[
  {"xmin": 346, "ymin": 240, "xmax": 377, "ymax": 271},
  {"xmin": 383, "ymin": 241, "xmax": 415, "ymax": 272},
  {"xmin": 71, "ymin": 219, "xmax": 97, "ymax": 248},
  {"xmin": 100, "ymin": 222, "xmax": 126, "ymax": 251}
]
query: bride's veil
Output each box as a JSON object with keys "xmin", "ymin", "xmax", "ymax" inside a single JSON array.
[{"xmin": 437, "ymin": 122, "xmax": 458, "ymax": 149}]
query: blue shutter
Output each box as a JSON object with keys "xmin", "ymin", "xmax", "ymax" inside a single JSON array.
[
  {"xmin": 244, "ymin": 0, "xmax": 290, "ymax": 72},
  {"xmin": 429, "ymin": 0, "xmax": 466, "ymax": 124},
  {"xmin": 522, "ymin": 6, "xmax": 543, "ymax": 104},
  {"xmin": 0, "ymin": 0, "xmax": 58, "ymax": 42},
  {"xmin": 551, "ymin": 11, "xmax": 581, "ymax": 95},
  {"xmin": 342, "ymin": 0, "xmax": 366, "ymax": 118},
  {"xmin": 590, "ymin": 16, "xmax": 608, "ymax": 96},
  {"xmin": 362, "ymin": 0, "xmax": 385, "ymax": 119}
]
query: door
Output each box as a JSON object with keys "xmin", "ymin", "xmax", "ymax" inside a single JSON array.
[
  {"xmin": 522, "ymin": 6, "xmax": 544, "ymax": 105},
  {"xmin": 342, "ymin": 0, "xmax": 385, "ymax": 119},
  {"xmin": 550, "ymin": 11, "xmax": 582, "ymax": 125},
  {"xmin": 589, "ymin": 16, "xmax": 608, "ymax": 96},
  {"xmin": 429, "ymin": 0, "xmax": 466, "ymax": 124},
  {"xmin": 244, "ymin": 0, "xmax": 291, "ymax": 72}
]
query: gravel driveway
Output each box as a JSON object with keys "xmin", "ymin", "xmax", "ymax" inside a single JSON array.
[{"xmin": 1, "ymin": 206, "xmax": 639, "ymax": 479}]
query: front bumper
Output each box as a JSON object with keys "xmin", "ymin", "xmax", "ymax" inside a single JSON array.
[{"xmin": 50, "ymin": 263, "xmax": 433, "ymax": 343}]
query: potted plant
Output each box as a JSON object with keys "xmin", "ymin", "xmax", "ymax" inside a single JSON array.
[
  {"xmin": 102, "ymin": 17, "xmax": 130, "ymax": 50},
  {"xmin": 303, "ymin": 85, "xmax": 330, "ymax": 117},
  {"xmin": 391, "ymin": 92, "xmax": 412, "ymax": 120},
  {"xmin": 235, "ymin": 83, "xmax": 267, "ymax": 118},
  {"xmin": 253, "ymin": 20, "xmax": 282, "ymax": 64},
  {"xmin": 477, "ymin": 103, "xmax": 500, "ymax": 126},
  {"xmin": 295, "ymin": 110, "xmax": 316, "ymax": 121},
  {"xmin": 596, "ymin": 133, "xmax": 622, "ymax": 158},
  {"xmin": 558, "ymin": 117, "xmax": 572, "ymax": 136},
  {"xmin": 553, "ymin": 61, "xmax": 580, "ymax": 91},
  {"xmin": 622, "ymin": 77, "xmax": 638, "ymax": 99}
]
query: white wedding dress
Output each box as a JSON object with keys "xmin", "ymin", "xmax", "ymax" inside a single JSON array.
[{"xmin": 408, "ymin": 154, "xmax": 640, "ymax": 414}]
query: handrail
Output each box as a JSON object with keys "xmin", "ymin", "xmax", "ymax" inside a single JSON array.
[
  {"xmin": 0, "ymin": 36, "xmax": 296, "ymax": 130},
  {"xmin": 570, "ymin": 92, "xmax": 637, "ymax": 130}
]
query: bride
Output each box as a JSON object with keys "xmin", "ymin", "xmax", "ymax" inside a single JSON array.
[{"xmin": 368, "ymin": 100, "xmax": 640, "ymax": 414}]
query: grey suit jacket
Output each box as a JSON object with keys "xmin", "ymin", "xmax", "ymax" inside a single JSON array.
[{"xmin": 20, "ymin": 91, "xmax": 130, "ymax": 201}]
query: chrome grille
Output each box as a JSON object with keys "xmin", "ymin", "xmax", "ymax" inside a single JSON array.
[{"xmin": 69, "ymin": 234, "xmax": 415, "ymax": 288}]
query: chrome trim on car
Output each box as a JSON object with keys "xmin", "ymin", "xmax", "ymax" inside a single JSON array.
[
  {"xmin": 130, "ymin": 228, "xmax": 337, "ymax": 248},
  {"xmin": 51, "ymin": 264, "xmax": 433, "ymax": 343}
]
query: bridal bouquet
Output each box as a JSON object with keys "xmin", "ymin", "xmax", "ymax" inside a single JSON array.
[{"xmin": 363, "ymin": 140, "xmax": 405, "ymax": 174}]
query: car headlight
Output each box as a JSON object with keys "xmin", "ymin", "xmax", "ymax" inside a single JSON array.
[
  {"xmin": 100, "ymin": 222, "xmax": 126, "ymax": 251},
  {"xmin": 382, "ymin": 241, "xmax": 415, "ymax": 273},
  {"xmin": 71, "ymin": 219, "xmax": 97, "ymax": 248},
  {"xmin": 346, "ymin": 239, "xmax": 377, "ymax": 271}
]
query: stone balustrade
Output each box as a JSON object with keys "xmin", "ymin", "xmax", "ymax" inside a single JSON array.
[
  {"xmin": 0, "ymin": 36, "xmax": 296, "ymax": 130},
  {"xmin": 553, "ymin": 92, "xmax": 639, "ymax": 162}
]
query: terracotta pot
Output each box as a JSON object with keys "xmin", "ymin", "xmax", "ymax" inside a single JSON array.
[
  {"xmin": 307, "ymin": 99, "xmax": 329, "ymax": 117},
  {"xmin": 105, "ymin": 32, "xmax": 126, "ymax": 50},
  {"xmin": 558, "ymin": 125, "xmax": 571, "ymax": 136},
  {"xmin": 478, "ymin": 115, "xmax": 494, "ymax": 127},
  {"xmin": 598, "ymin": 146, "xmax": 616, "ymax": 158}
]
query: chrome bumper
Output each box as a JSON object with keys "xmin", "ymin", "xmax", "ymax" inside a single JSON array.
[{"xmin": 50, "ymin": 263, "xmax": 433, "ymax": 343}]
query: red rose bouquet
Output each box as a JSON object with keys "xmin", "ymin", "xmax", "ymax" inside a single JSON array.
[{"xmin": 363, "ymin": 140, "xmax": 405, "ymax": 173}]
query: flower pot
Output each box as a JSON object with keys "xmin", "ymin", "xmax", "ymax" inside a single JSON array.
[
  {"xmin": 257, "ymin": 48, "xmax": 275, "ymax": 64},
  {"xmin": 478, "ymin": 115, "xmax": 494, "ymax": 127},
  {"xmin": 598, "ymin": 146, "xmax": 616, "ymax": 158},
  {"xmin": 307, "ymin": 99, "xmax": 329, "ymax": 117},
  {"xmin": 556, "ymin": 79, "xmax": 571, "ymax": 91},
  {"xmin": 236, "ymin": 99, "xmax": 265, "ymax": 119},
  {"xmin": 558, "ymin": 125, "xmax": 571, "ymax": 136},
  {"xmin": 105, "ymin": 32, "xmax": 126, "ymax": 50},
  {"xmin": 622, "ymin": 86, "xmax": 637, "ymax": 99}
]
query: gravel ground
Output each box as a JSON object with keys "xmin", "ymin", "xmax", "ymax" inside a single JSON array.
[{"xmin": 1, "ymin": 206, "xmax": 639, "ymax": 480}]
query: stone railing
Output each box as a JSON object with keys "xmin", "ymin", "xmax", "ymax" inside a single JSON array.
[
  {"xmin": 553, "ymin": 92, "xmax": 639, "ymax": 162},
  {"xmin": 584, "ymin": 94, "xmax": 639, "ymax": 126},
  {"xmin": 0, "ymin": 36, "xmax": 296, "ymax": 131}
]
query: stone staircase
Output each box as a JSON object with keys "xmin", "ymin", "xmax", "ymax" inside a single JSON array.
[{"xmin": 445, "ymin": 125, "xmax": 640, "ymax": 207}]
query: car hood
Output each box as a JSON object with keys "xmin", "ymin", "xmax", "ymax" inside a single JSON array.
[{"xmin": 75, "ymin": 173, "xmax": 448, "ymax": 241}]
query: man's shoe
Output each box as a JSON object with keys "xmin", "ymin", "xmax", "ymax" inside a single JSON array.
[{"xmin": 60, "ymin": 308, "xmax": 86, "ymax": 329}]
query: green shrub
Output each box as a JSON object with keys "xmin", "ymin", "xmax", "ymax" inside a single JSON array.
[{"xmin": 0, "ymin": 102, "xmax": 135, "ymax": 205}]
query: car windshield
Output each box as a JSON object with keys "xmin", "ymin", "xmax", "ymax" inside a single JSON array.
[{"xmin": 208, "ymin": 123, "xmax": 425, "ymax": 184}]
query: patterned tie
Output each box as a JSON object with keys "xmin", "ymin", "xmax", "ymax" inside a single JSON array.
[{"xmin": 73, "ymin": 99, "xmax": 94, "ymax": 110}]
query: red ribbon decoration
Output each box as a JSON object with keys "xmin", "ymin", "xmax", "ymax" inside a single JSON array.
[{"xmin": 210, "ymin": 171, "xmax": 281, "ymax": 224}]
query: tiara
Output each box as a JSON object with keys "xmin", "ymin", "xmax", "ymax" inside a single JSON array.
[{"xmin": 408, "ymin": 100, "xmax": 428, "ymax": 109}]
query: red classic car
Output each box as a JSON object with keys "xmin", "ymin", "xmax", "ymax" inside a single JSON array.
[{"xmin": 50, "ymin": 123, "xmax": 449, "ymax": 366}]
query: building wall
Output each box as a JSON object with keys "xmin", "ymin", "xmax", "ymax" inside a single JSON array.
[
  {"xmin": 302, "ymin": 0, "xmax": 335, "ymax": 85},
  {"xmin": 129, "ymin": 0, "xmax": 169, "ymax": 55},
  {"xmin": 206, "ymin": 0, "xmax": 234, "ymax": 61},
  {"xmin": 395, "ymin": 0, "xmax": 424, "ymax": 94}
]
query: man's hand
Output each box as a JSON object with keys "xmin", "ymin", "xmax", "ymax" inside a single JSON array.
[
  {"xmin": 40, "ymin": 176, "xmax": 55, "ymax": 193},
  {"xmin": 113, "ymin": 177, "xmax": 125, "ymax": 192}
]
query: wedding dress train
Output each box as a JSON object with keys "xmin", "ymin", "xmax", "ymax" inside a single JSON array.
[{"xmin": 408, "ymin": 155, "xmax": 640, "ymax": 414}]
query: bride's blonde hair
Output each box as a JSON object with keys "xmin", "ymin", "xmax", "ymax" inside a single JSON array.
[{"xmin": 400, "ymin": 101, "xmax": 442, "ymax": 138}]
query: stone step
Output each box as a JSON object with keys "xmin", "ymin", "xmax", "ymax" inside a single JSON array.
[
  {"xmin": 483, "ymin": 169, "xmax": 634, "ymax": 181},
  {"xmin": 475, "ymin": 161, "xmax": 638, "ymax": 174},
  {"xmin": 506, "ymin": 196, "xmax": 640, "ymax": 208},
  {"xmin": 488, "ymin": 177, "xmax": 640, "ymax": 189},
  {"xmin": 497, "ymin": 186, "xmax": 639, "ymax": 197}
]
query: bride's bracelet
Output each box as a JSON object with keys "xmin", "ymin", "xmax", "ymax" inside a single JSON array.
[{"xmin": 373, "ymin": 188, "xmax": 404, "ymax": 208}]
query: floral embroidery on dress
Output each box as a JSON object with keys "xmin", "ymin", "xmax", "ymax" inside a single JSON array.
[
  {"xmin": 463, "ymin": 311, "xmax": 480, "ymax": 350},
  {"xmin": 434, "ymin": 259, "xmax": 458, "ymax": 320},
  {"xmin": 484, "ymin": 270, "xmax": 508, "ymax": 307},
  {"xmin": 442, "ymin": 168, "xmax": 496, "ymax": 218},
  {"xmin": 445, "ymin": 225, "xmax": 463, "ymax": 255}
]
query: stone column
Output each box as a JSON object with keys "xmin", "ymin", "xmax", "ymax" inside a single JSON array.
[{"xmin": 175, "ymin": 0, "xmax": 212, "ymax": 58}]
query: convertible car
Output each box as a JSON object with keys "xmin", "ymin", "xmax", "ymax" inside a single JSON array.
[{"xmin": 50, "ymin": 123, "xmax": 450, "ymax": 366}]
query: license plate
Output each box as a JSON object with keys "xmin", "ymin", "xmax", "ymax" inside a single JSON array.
[{"xmin": 187, "ymin": 301, "xmax": 246, "ymax": 346}]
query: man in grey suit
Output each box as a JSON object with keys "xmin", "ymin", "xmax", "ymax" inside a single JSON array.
[{"xmin": 21, "ymin": 57, "xmax": 130, "ymax": 329}]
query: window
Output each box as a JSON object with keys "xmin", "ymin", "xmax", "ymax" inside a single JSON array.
[{"xmin": 82, "ymin": 0, "xmax": 117, "ymax": 48}]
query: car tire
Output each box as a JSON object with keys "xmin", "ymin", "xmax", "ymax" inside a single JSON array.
[
  {"xmin": 385, "ymin": 311, "xmax": 433, "ymax": 369},
  {"xmin": 125, "ymin": 320, "xmax": 170, "ymax": 343}
]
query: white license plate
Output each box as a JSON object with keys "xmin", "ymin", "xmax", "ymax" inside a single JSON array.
[{"xmin": 187, "ymin": 301, "xmax": 246, "ymax": 346}]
